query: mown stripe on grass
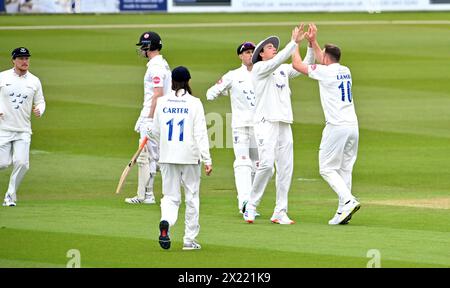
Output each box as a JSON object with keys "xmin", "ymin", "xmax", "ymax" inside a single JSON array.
[
  {"xmin": 1, "ymin": 20, "xmax": 450, "ymax": 31},
  {"xmin": 1, "ymin": 228, "xmax": 445, "ymax": 268}
]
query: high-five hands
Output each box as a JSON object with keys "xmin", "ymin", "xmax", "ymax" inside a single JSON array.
[
  {"xmin": 305, "ymin": 23, "xmax": 317, "ymax": 43},
  {"xmin": 292, "ymin": 23, "xmax": 306, "ymax": 44}
]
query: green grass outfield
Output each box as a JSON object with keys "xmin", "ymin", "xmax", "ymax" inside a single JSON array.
[{"xmin": 0, "ymin": 12, "xmax": 449, "ymax": 268}]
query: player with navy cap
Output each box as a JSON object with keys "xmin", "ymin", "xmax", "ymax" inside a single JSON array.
[
  {"xmin": 206, "ymin": 41, "xmax": 260, "ymax": 215},
  {"xmin": 125, "ymin": 31, "xmax": 172, "ymax": 205},
  {"xmin": 0, "ymin": 47, "xmax": 46, "ymax": 207},
  {"xmin": 148, "ymin": 66, "xmax": 212, "ymax": 250}
]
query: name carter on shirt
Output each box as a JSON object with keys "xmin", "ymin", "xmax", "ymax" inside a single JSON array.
[{"xmin": 163, "ymin": 107, "xmax": 189, "ymax": 114}]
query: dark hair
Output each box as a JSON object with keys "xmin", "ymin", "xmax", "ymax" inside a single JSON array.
[
  {"xmin": 324, "ymin": 44, "xmax": 341, "ymax": 62},
  {"xmin": 172, "ymin": 80, "xmax": 192, "ymax": 95}
]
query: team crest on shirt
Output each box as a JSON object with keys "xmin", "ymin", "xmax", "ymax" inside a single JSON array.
[
  {"xmin": 153, "ymin": 76, "xmax": 161, "ymax": 84},
  {"xmin": 258, "ymin": 139, "xmax": 264, "ymax": 146},
  {"xmin": 280, "ymin": 71, "xmax": 286, "ymax": 77}
]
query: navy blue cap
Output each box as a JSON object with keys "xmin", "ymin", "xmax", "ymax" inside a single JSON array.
[
  {"xmin": 12, "ymin": 47, "xmax": 31, "ymax": 59},
  {"xmin": 172, "ymin": 66, "xmax": 191, "ymax": 82}
]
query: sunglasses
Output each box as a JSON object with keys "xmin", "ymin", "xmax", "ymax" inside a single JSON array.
[{"xmin": 240, "ymin": 42, "xmax": 256, "ymax": 53}]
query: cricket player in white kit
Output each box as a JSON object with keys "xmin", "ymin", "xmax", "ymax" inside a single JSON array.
[
  {"xmin": 0, "ymin": 47, "xmax": 46, "ymax": 207},
  {"xmin": 149, "ymin": 66, "xmax": 212, "ymax": 250},
  {"xmin": 292, "ymin": 24, "xmax": 361, "ymax": 225},
  {"xmin": 126, "ymin": 31, "xmax": 172, "ymax": 205},
  {"xmin": 243, "ymin": 24, "xmax": 315, "ymax": 224},
  {"xmin": 206, "ymin": 41, "xmax": 259, "ymax": 213}
]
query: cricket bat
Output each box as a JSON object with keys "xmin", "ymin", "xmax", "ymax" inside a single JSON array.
[{"xmin": 115, "ymin": 137, "xmax": 149, "ymax": 194}]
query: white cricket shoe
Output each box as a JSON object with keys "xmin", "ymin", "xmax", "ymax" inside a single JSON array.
[
  {"xmin": 241, "ymin": 201, "xmax": 260, "ymax": 217},
  {"xmin": 182, "ymin": 241, "xmax": 201, "ymax": 250},
  {"xmin": 143, "ymin": 195, "xmax": 156, "ymax": 204},
  {"xmin": 2, "ymin": 200, "xmax": 16, "ymax": 207},
  {"xmin": 239, "ymin": 210, "xmax": 260, "ymax": 217},
  {"xmin": 124, "ymin": 196, "xmax": 155, "ymax": 204},
  {"xmin": 243, "ymin": 209, "xmax": 256, "ymax": 223},
  {"xmin": 338, "ymin": 198, "xmax": 361, "ymax": 224},
  {"xmin": 3, "ymin": 195, "xmax": 16, "ymax": 207},
  {"xmin": 270, "ymin": 211, "xmax": 295, "ymax": 225},
  {"xmin": 328, "ymin": 211, "xmax": 353, "ymax": 225}
]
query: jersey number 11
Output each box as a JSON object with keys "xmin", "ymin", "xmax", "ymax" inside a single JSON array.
[{"xmin": 166, "ymin": 118, "xmax": 185, "ymax": 142}]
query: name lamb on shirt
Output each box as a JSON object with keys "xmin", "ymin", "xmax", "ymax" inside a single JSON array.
[
  {"xmin": 163, "ymin": 107, "xmax": 189, "ymax": 114},
  {"xmin": 337, "ymin": 74, "xmax": 351, "ymax": 80}
]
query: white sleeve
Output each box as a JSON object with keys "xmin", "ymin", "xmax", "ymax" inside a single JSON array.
[
  {"xmin": 206, "ymin": 71, "xmax": 233, "ymax": 100},
  {"xmin": 193, "ymin": 100, "xmax": 212, "ymax": 165},
  {"xmin": 308, "ymin": 64, "xmax": 329, "ymax": 81},
  {"xmin": 253, "ymin": 41, "xmax": 297, "ymax": 79},
  {"xmin": 149, "ymin": 65, "xmax": 166, "ymax": 89},
  {"xmin": 288, "ymin": 47, "xmax": 315, "ymax": 78},
  {"xmin": 33, "ymin": 79, "xmax": 46, "ymax": 116}
]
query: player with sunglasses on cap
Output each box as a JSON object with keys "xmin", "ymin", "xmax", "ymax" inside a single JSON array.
[
  {"xmin": 206, "ymin": 41, "xmax": 260, "ymax": 215},
  {"xmin": 243, "ymin": 24, "xmax": 315, "ymax": 225},
  {"xmin": 1, "ymin": 47, "xmax": 46, "ymax": 207},
  {"xmin": 125, "ymin": 31, "xmax": 172, "ymax": 205}
]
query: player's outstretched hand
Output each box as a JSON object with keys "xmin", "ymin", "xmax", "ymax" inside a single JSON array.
[
  {"xmin": 292, "ymin": 23, "xmax": 306, "ymax": 44},
  {"xmin": 305, "ymin": 23, "xmax": 317, "ymax": 43},
  {"xmin": 204, "ymin": 164, "xmax": 213, "ymax": 176}
]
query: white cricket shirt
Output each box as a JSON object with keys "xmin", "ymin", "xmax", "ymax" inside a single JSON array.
[
  {"xmin": 140, "ymin": 55, "xmax": 171, "ymax": 117},
  {"xmin": 152, "ymin": 90, "xmax": 212, "ymax": 165},
  {"xmin": 206, "ymin": 64, "xmax": 255, "ymax": 128},
  {"xmin": 308, "ymin": 63, "xmax": 358, "ymax": 126},
  {"xmin": 0, "ymin": 68, "xmax": 45, "ymax": 134},
  {"xmin": 252, "ymin": 41, "xmax": 314, "ymax": 124}
]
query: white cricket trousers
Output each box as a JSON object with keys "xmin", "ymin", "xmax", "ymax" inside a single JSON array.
[
  {"xmin": 160, "ymin": 163, "xmax": 201, "ymax": 244},
  {"xmin": 0, "ymin": 131, "xmax": 31, "ymax": 202},
  {"xmin": 319, "ymin": 124, "xmax": 359, "ymax": 210},
  {"xmin": 232, "ymin": 126, "xmax": 259, "ymax": 210},
  {"xmin": 136, "ymin": 129, "xmax": 159, "ymax": 198},
  {"xmin": 248, "ymin": 121, "xmax": 293, "ymax": 213}
]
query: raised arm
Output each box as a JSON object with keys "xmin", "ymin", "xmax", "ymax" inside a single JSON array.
[
  {"xmin": 291, "ymin": 39, "xmax": 309, "ymax": 75},
  {"xmin": 305, "ymin": 23, "xmax": 324, "ymax": 64}
]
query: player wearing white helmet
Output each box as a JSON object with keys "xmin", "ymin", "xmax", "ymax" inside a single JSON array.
[
  {"xmin": 1, "ymin": 47, "xmax": 46, "ymax": 207},
  {"xmin": 206, "ymin": 41, "xmax": 260, "ymax": 214},
  {"xmin": 149, "ymin": 66, "xmax": 212, "ymax": 250},
  {"xmin": 125, "ymin": 31, "xmax": 172, "ymax": 205},
  {"xmin": 243, "ymin": 24, "xmax": 315, "ymax": 225},
  {"xmin": 292, "ymin": 24, "xmax": 361, "ymax": 225}
]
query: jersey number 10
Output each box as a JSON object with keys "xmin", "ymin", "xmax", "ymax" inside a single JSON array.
[
  {"xmin": 166, "ymin": 118, "xmax": 185, "ymax": 142},
  {"xmin": 338, "ymin": 81, "xmax": 352, "ymax": 102}
]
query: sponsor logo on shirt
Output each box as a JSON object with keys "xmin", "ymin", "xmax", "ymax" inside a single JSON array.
[
  {"xmin": 310, "ymin": 64, "xmax": 317, "ymax": 71},
  {"xmin": 153, "ymin": 76, "xmax": 161, "ymax": 85}
]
